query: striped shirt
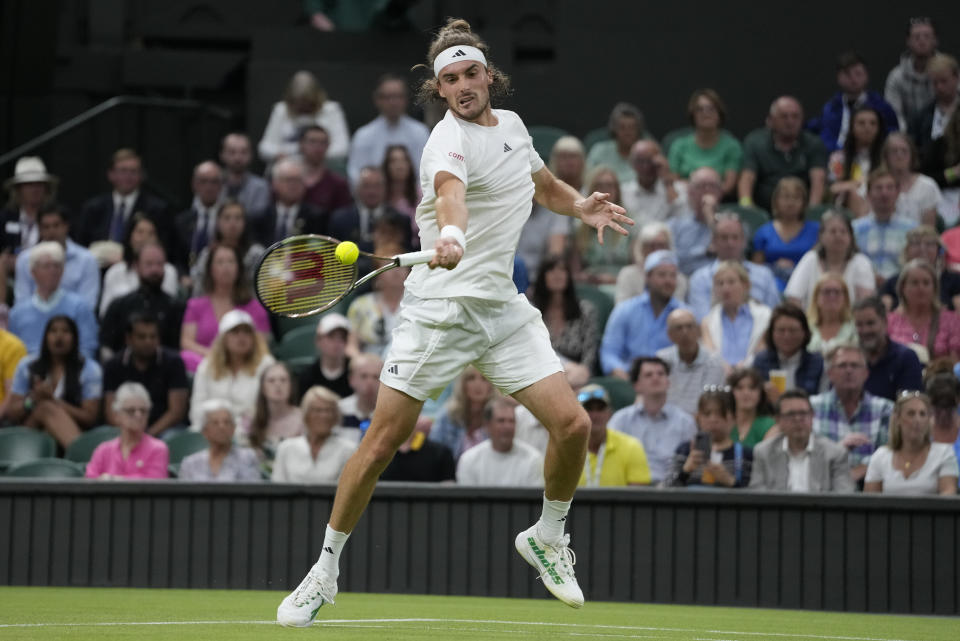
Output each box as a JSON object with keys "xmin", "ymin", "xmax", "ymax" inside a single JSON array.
[{"xmin": 811, "ymin": 389, "xmax": 893, "ymax": 467}]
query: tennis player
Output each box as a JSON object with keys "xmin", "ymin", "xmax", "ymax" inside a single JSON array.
[{"xmin": 278, "ymin": 18, "xmax": 632, "ymax": 626}]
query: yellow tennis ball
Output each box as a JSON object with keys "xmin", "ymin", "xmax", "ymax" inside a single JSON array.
[{"xmin": 335, "ymin": 241, "xmax": 360, "ymax": 265}]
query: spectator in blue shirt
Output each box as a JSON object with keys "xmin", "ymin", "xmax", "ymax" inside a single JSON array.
[
  {"xmin": 688, "ymin": 213, "xmax": 780, "ymax": 320},
  {"xmin": 852, "ymin": 169, "xmax": 917, "ymax": 285},
  {"xmin": 812, "ymin": 51, "xmax": 899, "ymax": 153},
  {"xmin": 8, "ymin": 241, "xmax": 98, "ymax": 359},
  {"xmin": 601, "ymin": 250, "xmax": 686, "ymax": 378},
  {"xmin": 852, "ymin": 296, "xmax": 922, "ymax": 401},
  {"xmin": 14, "ymin": 205, "xmax": 100, "ymax": 310},
  {"xmin": 668, "ymin": 167, "xmax": 721, "ymax": 276},
  {"xmin": 6, "ymin": 315, "xmax": 102, "ymax": 448}
]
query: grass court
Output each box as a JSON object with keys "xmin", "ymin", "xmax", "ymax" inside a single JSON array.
[{"xmin": 0, "ymin": 587, "xmax": 956, "ymax": 640}]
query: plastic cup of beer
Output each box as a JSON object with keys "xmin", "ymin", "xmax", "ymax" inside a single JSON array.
[{"xmin": 769, "ymin": 369, "xmax": 787, "ymax": 393}]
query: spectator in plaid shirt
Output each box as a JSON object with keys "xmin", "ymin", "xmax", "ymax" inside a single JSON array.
[{"xmin": 811, "ymin": 342, "xmax": 893, "ymax": 484}]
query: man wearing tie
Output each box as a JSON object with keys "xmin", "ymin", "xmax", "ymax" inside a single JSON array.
[
  {"xmin": 257, "ymin": 158, "xmax": 326, "ymax": 245},
  {"xmin": 328, "ymin": 166, "xmax": 412, "ymax": 253},
  {"xmin": 76, "ymin": 149, "xmax": 167, "ymax": 247},
  {"xmin": 174, "ymin": 161, "xmax": 225, "ymax": 275}
]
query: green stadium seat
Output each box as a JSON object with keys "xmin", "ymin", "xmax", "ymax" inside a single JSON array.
[
  {"xmin": 0, "ymin": 427, "xmax": 57, "ymax": 473},
  {"xmin": 574, "ymin": 284, "xmax": 615, "ymax": 336},
  {"xmin": 64, "ymin": 425, "xmax": 120, "ymax": 464},
  {"xmin": 274, "ymin": 324, "xmax": 317, "ymax": 361},
  {"xmin": 588, "ymin": 376, "xmax": 636, "ymax": 411},
  {"xmin": 723, "ymin": 204, "xmax": 770, "ymax": 238},
  {"xmin": 284, "ymin": 355, "xmax": 316, "ymax": 382},
  {"xmin": 6, "ymin": 457, "xmax": 85, "ymax": 478},
  {"xmin": 276, "ymin": 314, "xmax": 319, "ymax": 339},
  {"xmin": 165, "ymin": 431, "xmax": 208, "ymax": 466},
  {"xmin": 582, "ymin": 127, "xmax": 610, "ymax": 153},
  {"xmin": 660, "ymin": 127, "xmax": 693, "ymax": 155},
  {"xmin": 527, "ymin": 125, "xmax": 570, "ymax": 163}
]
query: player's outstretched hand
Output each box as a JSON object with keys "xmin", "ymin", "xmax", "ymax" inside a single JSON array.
[
  {"xmin": 578, "ymin": 192, "xmax": 633, "ymax": 245},
  {"xmin": 429, "ymin": 237, "xmax": 464, "ymax": 270}
]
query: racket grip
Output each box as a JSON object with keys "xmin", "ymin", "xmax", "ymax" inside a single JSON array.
[{"xmin": 396, "ymin": 249, "xmax": 437, "ymax": 267}]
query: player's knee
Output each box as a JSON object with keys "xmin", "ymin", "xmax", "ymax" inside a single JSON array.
[
  {"xmin": 358, "ymin": 431, "xmax": 404, "ymax": 470},
  {"xmin": 555, "ymin": 410, "xmax": 589, "ymax": 445}
]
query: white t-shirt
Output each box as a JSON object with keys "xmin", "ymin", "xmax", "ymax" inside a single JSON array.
[
  {"xmin": 271, "ymin": 434, "xmax": 357, "ymax": 483},
  {"xmin": 784, "ymin": 250, "xmax": 875, "ymax": 309},
  {"xmin": 864, "ymin": 443, "xmax": 958, "ymax": 495},
  {"xmin": 513, "ymin": 404, "xmax": 550, "ymax": 454},
  {"xmin": 455, "ymin": 439, "xmax": 543, "ymax": 487},
  {"xmin": 896, "ymin": 175, "xmax": 942, "ymax": 223},
  {"xmin": 404, "ymin": 109, "xmax": 544, "ymax": 302}
]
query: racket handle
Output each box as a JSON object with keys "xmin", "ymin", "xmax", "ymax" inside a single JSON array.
[{"xmin": 396, "ymin": 249, "xmax": 436, "ymax": 267}]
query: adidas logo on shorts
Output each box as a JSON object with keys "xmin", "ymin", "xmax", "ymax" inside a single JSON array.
[{"xmin": 386, "ymin": 364, "xmax": 399, "ymax": 375}]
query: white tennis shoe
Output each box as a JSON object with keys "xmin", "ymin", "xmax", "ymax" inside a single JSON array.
[
  {"xmin": 515, "ymin": 523, "xmax": 584, "ymax": 608},
  {"xmin": 276, "ymin": 566, "xmax": 338, "ymax": 627}
]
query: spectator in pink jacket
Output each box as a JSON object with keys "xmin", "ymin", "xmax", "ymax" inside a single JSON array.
[{"xmin": 86, "ymin": 382, "xmax": 169, "ymax": 479}]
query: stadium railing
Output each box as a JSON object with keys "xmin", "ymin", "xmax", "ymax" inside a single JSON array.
[{"xmin": 0, "ymin": 480, "xmax": 956, "ymax": 616}]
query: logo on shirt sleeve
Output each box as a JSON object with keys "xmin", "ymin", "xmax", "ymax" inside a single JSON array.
[{"xmin": 447, "ymin": 151, "xmax": 465, "ymax": 162}]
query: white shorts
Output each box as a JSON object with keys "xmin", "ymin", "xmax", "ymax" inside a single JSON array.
[{"xmin": 380, "ymin": 292, "xmax": 563, "ymax": 401}]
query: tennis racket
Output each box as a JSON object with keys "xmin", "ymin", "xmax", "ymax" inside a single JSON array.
[{"xmin": 254, "ymin": 235, "xmax": 435, "ymax": 317}]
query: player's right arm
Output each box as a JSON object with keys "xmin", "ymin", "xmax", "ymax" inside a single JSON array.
[{"xmin": 431, "ymin": 171, "xmax": 467, "ymax": 270}]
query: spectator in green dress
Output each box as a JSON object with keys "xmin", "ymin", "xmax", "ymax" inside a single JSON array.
[
  {"xmin": 668, "ymin": 89, "xmax": 743, "ymax": 200},
  {"xmin": 727, "ymin": 366, "xmax": 777, "ymax": 447}
]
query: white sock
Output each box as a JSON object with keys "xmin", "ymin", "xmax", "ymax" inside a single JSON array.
[
  {"xmin": 537, "ymin": 494, "xmax": 571, "ymax": 543},
  {"xmin": 316, "ymin": 524, "xmax": 350, "ymax": 578}
]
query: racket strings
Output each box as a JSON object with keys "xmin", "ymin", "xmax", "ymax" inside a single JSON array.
[{"xmin": 255, "ymin": 238, "xmax": 357, "ymax": 317}]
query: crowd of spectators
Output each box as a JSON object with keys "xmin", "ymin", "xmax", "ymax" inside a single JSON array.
[{"xmin": 1, "ymin": 17, "xmax": 958, "ymax": 496}]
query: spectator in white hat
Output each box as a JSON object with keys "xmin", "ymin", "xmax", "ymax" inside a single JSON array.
[
  {"xmin": 600, "ymin": 250, "xmax": 687, "ymax": 379},
  {"xmin": 189, "ymin": 309, "xmax": 275, "ymax": 430},
  {"xmin": 0, "ymin": 156, "xmax": 58, "ymax": 256},
  {"xmin": 299, "ymin": 313, "xmax": 354, "ymax": 400}
]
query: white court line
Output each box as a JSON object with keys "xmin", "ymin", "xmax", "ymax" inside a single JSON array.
[{"xmin": 0, "ymin": 617, "xmax": 923, "ymax": 641}]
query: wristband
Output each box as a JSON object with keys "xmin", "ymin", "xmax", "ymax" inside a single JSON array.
[
  {"xmin": 439, "ymin": 225, "xmax": 467, "ymax": 251},
  {"xmin": 739, "ymin": 196, "xmax": 753, "ymax": 207}
]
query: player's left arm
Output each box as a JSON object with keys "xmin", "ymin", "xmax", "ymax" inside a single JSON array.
[{"xmin": 531, "ymin": 166, "xmax": 633, "ymax": 245}]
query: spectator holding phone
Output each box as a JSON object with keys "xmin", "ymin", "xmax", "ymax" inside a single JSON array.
[{"xmin": 666, "ymin": 386, "xmax": 753, "ymax": 488}]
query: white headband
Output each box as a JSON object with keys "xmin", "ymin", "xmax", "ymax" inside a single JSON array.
[{"xmin": 433, "ymin": 45, "xmax": 487, "ymax": 78}]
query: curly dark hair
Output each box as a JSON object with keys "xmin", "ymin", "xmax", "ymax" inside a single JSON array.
[
  {"xmin": 29, "ymin": 315, "xmax": 84, "ymax": 407},
  {"xmin": 414, "ymin": 18, "xmax": 512, "ymax": 106},
  {"xmin": 531, "ymin": 253, "xmax": 582, "ymax": 322},
  {"xmin": 841, "ymin": 105, "xmax": 886, "ymax": 181}
]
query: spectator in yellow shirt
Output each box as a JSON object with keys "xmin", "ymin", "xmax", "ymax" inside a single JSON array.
[
  {"xmin": 0, "ymin": 328, "xmax": 27, "ymax": 421},
  {"xmin": 577, "ymin": 384, "xmax": 651, "ymax": 487}
]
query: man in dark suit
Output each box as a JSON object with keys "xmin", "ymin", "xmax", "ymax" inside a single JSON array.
[
  {"xmin": 257, "ymin": 157, "xmax": 327, "ymax": 245},
  {"xmin": 328, "ymin": 166, "xmax": 412, "ymax": 252},
  {"xmin": 908, "ymin": 53, "xmax": 959, "ymax": 159},
  {"xmin": 173, "ymin": 160, "xmax": 224, "ymax": 275},
  {"xmin": 76, "ymin": 148, "xmax": 167, "ymax": 247}
]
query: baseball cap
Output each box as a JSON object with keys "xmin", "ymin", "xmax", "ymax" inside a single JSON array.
[
  {"xmin": 577, "ymin": 383, "xmax": 610, "ymax": 407},
  {"xmin": 218, "ymin": 309, "xmax": 255, "ymax": 334},
  {"xmin": 318, "ymin": 313, "xmax": 350, "ymax": 336},
  {"xmin": 644, "ymin": 249, "xmax": 678, "ymax": 274}
]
